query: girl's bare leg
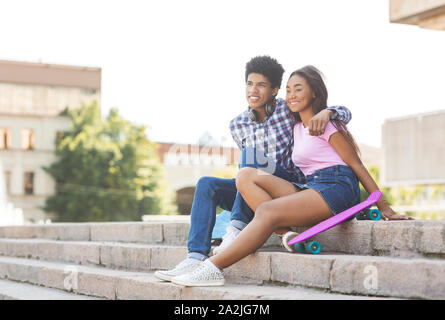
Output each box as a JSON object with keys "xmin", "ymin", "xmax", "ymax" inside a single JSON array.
[
  {"xmin": 236, "ymin": 167, "xmax": 298, "ymax": 235},
  {"xmin": 210, "ymin": 188, "xmax": 332, "ymax": 270}
]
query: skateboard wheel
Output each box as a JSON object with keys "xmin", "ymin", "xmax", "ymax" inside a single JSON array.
[
  {"xmin": 293, "ymin": 242, "xmax": 306, "ymax": 253},
  {"xmin": 305, "ymin": 241, "xmax": 321, "ymax": 254},
  {"xmin": 355, "ymin": 208, "xmax": 369, "ymax": 220},
  {"xmin": 368, "ymin": 209, "xmax": 381, "ymax": 221}
]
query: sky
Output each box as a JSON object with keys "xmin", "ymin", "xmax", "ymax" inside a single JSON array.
[{"xmin": 1, "ymin": 0, "xmax": 445, "ymax": 148}]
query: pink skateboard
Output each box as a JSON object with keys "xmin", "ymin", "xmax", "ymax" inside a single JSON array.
[{"xmin": 287, "ymin": 190, "xmax": 382, "ymax": 254}]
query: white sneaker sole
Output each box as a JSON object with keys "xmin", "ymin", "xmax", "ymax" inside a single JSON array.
[
  {"xmin": 154, "ymin": 270, "xmax": 173, "ymax": 282},
  {"xmin": 282, "ymin": 232, "xmax": 299, "ymax": 252},
  {"xmin": 171, "ymin": 277, "xmax": 225, "ymax": 287}
]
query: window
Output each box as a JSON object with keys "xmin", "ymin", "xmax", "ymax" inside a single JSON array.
[
  {"xmin": 4, "ymin": 171, "xmax": 11, "ymax": 194},
  {"xmin": 56, "ymin": 131, "xmax": 64, "ymax": 144},
  {"xmin": 82, "ymin": 88, "xmax": 98, "ymax": 95},
  {"xmin": 0, "ymin": 129, "xmax": 11, "ymax": 150},
  {"xmin": 24, "ymin": 172, "xmax": 34, "ymax": 195},
  {"xmin": 22, "ymin": 129, "xmax": 35, "ymax": 150}
]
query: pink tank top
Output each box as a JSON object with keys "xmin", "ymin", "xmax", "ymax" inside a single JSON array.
[{"xmin": 292, "ymin": 121, "xmax": 347, "ymax": 176}]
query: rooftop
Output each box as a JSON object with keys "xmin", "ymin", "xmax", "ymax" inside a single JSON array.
[{"xmin": 0, "ymin": 59, "xmax": 101, "ymax": 90}]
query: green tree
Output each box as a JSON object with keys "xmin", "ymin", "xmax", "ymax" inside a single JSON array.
[
  {"xmin": 359, "ymin": 165, "xmax": 394, "ymax": 205},
  {"xmin": 431, "ymin": 185, "xmax": 445, "ymax": 201},
  {"xmin": 43, "ymin": 101, "xmax": 167, "ymax": 222},
  {"xmin": 393, "ymin": 185, "xmax": 425, "ymax": 205}
]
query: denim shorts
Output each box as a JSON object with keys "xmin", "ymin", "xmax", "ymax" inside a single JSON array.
[{"xmin": 292, "ymin": 165, "xmax": 361, "ymax": 216}]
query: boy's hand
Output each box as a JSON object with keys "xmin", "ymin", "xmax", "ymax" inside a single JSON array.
[{"xmin": 308, "ymin": 109, "xmax": 333, "ymax": 136}]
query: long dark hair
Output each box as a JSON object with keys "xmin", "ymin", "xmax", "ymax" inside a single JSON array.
[{"xmin": 289, "ymin": 65, "xmax": 360, "ymax": 155}]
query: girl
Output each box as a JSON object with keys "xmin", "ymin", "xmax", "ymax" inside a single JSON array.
[{"xmin": 171, "ymin": 65, "xmax": 413, "ymax": 287}]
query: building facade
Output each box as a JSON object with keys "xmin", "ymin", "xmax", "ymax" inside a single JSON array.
[
  {"xmin": 389, "ymin": 1, "xmax": 445, "ymax": 218},
  {"xmin": 381, "ymin": 110, "xmax": 445, "ymax": 186},
  {"xmin": 381, "ymin": 110, "xmax": 445, "ymax": 217},
  {"xmin": 156, "ymin": 141, "xmax": 241, "ymax": 214},
  {"xmin": 390, "ymin": 0, "xmax": 445, "ymax": 30},
  {"xmin": 0, "ymin": 60, "xmax": 101, "ymax": 223}
]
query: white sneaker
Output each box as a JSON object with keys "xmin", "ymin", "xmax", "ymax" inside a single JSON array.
[
  {"xmin": 212, "ymin": 225, "xmax": 241, "ymax": 255},
  {"xmin": 281, "ymin": 231, "xmax": 299, "ymax": 252},
  {"xmin": 154, "ymin": 258, "xmax": 200, "ymax": 282},
  {"xmin": 171, "ymin": 261, "xmax": 225, "ymax": 287}
]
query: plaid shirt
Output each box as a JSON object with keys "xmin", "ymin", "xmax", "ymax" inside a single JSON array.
[{"xmin": 229, "ymin": 98, "xmax": 351, "ymax": 183}]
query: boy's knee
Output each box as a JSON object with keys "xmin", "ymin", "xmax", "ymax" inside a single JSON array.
[{"xmin": 196, "ymin": 176, "xmax": 218, "ymax": 194}]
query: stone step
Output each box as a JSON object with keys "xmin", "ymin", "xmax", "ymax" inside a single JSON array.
[
  {"xmin": 0, "ymin": 256, "xmax": 393, "ymax": 300},
  {"xmin": 0, "ymin": 221, "xmax": 189, "ymax": 245},
  {"xmin": 0, "ymin": 239, "xmax": 443, "ymax": 299},
  {"xmin": 0, "ymin": 278, "xmax": 102, "ymax": 300},
  {"xmin": 1, "ymin": 220, "xmax": 445, "ymax": 258}
]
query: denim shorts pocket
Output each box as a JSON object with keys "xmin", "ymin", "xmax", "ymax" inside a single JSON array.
[
  {"xmin": 313, "ymin": 171, "xmax": 336, "ymax": 184},
  {"xmin": 338, "ymin": 174, "xmax": 360, "ymax": 207},
  {"xmin": 339, "ymin": 174, "xmax": 356, "ymax": 191}
]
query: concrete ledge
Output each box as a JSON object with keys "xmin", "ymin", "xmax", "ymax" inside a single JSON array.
[
  {"xmin": 100, "ymin": 242, "xmax": 151, "ymax": 271},
  {"xmin": 270, "ymin": 253, "xmax": 333, "ymax": 289},
  {"xmin": 89, "ymin": 222, "xmax": 164, "ymax": 244},
  {"xmin": 0, "ymin": 256, "xmax": 391, "ymax": 300},
  {"xmin": 1, "ymin": 220, "xmax": 445, "ymax": 258},
  {"xmin": 373, "ymin": 220, "xmax": 445, "ymax": 257},
  {"xmin": 225, "ymin": 252, "xmax": 272, "ymax": 282},
  {"xmin": 0, "ymin": 239, "xmax": 444, "ymax": 299},
  {"xmin": 330, "ymin": 255, "xmax": 445, "ymax": 300},
  {"xmin": 0, "ymin": 278, "xmax": 102, "ymax": 300},
  {"xmin": 0, "ymin": 224, "xmax": 90, "ymax": 241},
  {"xmin": 149, "ymin": 245, "xmax": 187, "ymax": 270}
]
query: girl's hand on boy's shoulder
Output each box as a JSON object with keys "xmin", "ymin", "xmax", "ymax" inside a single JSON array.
[{"xmin": 380, "ymin": 206, "xmax": 415, "ymax": 221}]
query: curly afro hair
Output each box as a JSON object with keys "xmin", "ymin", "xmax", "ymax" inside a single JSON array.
[{"xmin": 245, "ymin": 55, "xmax": 285, "ymax": 89}]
